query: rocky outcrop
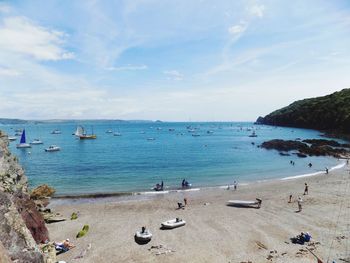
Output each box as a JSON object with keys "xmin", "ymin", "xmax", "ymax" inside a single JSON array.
[
  {"xmin": 260, "ymin": 139, "xmax": 350, "ymax": 158},
  {"xmin": 0, "ymin": 131, "xmax": 49, "ymax": 262}
]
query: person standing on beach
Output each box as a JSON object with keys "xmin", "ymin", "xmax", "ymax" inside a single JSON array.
[
  {"xmin": 233, "ymin": 180, "xmax": 237, "ymax": 190},
  {"xmin": 297, "ymin": 196, "xmax": 303, "ymax": 212},
  {"xmin": 288, "ymin": 194, "xmax": 293, "ymax": 203},
  {"xmin": 325, "ymin": 167, "xmax": 329, "ymax": 174},
  {"xmin": 303, "ymin": 183, "xmax": 308, "ymax": 195}
]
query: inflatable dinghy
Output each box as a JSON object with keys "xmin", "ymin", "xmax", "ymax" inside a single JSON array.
[
  {"xmin": 161, "ymin": 218, "xmax": 186, "ymax": 229},
  {"xmin": 227, "ymin": 199, "xmax": 262, "ymax": 208},
  {"xmin": 135, "ymin": 230, "xmax": 152, "ymax": 241}
]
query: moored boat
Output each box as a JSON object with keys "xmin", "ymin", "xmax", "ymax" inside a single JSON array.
[
  {"xmin": 30, "ymin": 139, "xmax": 43, "ymax": 145},
  {"xmin": 8, "ymin": 136, "xmax": 17, "ymax": 141},
  {"xmin": 75, "ymin": 125, "xmax": 97, "ymax": 139},
  {"xmin": 45, "ymin": 145, "xmax": 60, "ymax": 152},
  {"xmin": 16, "ymin": 130, "xmax": 31, "ymax": 148},
  {"xmin": 51, "ymin": 129, "xmax": 61, "ymax": 134}
]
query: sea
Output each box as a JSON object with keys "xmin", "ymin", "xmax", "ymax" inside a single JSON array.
[{"xmin": 0, "ymin": 121, "xmax": 344, "ymax": 196}]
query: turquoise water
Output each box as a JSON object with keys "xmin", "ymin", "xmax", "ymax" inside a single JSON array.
[{"xmin": 0, "ymin": 121, "xmax": 341, "ymax": 196}]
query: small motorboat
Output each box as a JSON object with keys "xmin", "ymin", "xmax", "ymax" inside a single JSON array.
[
  {"xmin": 30, "ymin": 139, "xmax": 43, "ymax": 145},
  {"xmin": 192, "ymin": 134, "xmax": 200, "ymax": 137},
  {"xmin": 51, "ymin": 129, "xmax": 61, "ymax": 134},
  {"xmin": 106, "ymin": 130, "xmax": 113, "ymax": 134},
  {"xmin": 135, "ymin": 229, "xmax": 152, "ymax": 242},
  {"xmin": 161, "ymin": 218, "xmax": 186, "ymax": 229},
  {"xmin": 248, "ymin": 131, "xmax": 257, "ymax": 137},
  {"xmin": 227, "ymin": 199, "xmax": 262, "ymax": 208},
  {"xmin": 45, "ymin": 145, "xmax": 60, "ymax": 152},
  {"xmin": 8, "ymin": 136, "xmax": 17, "ymax": 141},
  {"xmin": 207, "ymin": 130, "xmax": 214, "ymax": 134},
  {"xmin": 147, "ymin": 137, "xmax": 155, "ymax": 141},
  {"xmin": 113, "ymin": 132, "xmax": 122, "ymax": 136}
]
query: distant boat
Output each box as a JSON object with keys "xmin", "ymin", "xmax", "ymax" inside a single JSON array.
[
  {"xmin": 75, "ymin": 125, "xmax": 97, "ymax": 139},
  {"xmin": 207, "ymin": 130, "xmax": 214, "ymax": 134},
  {"xmin": 106, "ymin": 129, "xmax": 113, "ymax": 134},
  {"xmin": 16, "ymin": 130, "xmax": 31, "ymax": 148},
  {"xmin": 30, "ymin": 139, "xmax": 43, "ymax": 145},
  {"xmin": 45, "ymin": 145, "xmax": 60, "ymax": 152},
  {"xmin": 249, "ymin": 131, "xmax": 257, "ymax": 137},
  {"xmin": 169, "ymin": 128, "xmax": 175, "ymax": 131},
  {"xmin": 113, "ymin": 132, "xmax": 122, "ymax": 136},
  {"xmin": 8, "ymin": 136, "xmax": 17, "ymax": 141},
  {"xmin": 147, "ymin": 137, "xmax": 155, "ymax": 141},
  {"xmin": 51, "ymin": 129, "xmax": 61, "ymax": 134},
  {"xmin": 192, "ymin": 134, "xmax": 200, "ymax": 137}
]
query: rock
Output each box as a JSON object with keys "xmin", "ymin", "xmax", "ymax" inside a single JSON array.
[
  {"xmin": 14, "ymin": 191, "xmax": 49, "ymax": 243},
  {"xmin": 76, "ymin": 225, "xmax": 90, "ymax": 238},
  {"xmin": 30, "ymin": 185, "xmax": 55, "ymax": 200},
  {"xmin": 0, "ymin": 241, "xmax": 12, "ymax": 263},
  {"xmin": 0, "ymin": 133, "xmax": 49, "ymax": 262},
  {"xmin": 0, "ymin": 192, "xmax": 44, "ymax": 263},
  {"xmin": 261, "ymin": 140, "xmax": 308, "ymax": 152}
]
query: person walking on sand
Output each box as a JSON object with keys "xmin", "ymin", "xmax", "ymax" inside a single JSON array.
[
  {"xmin": 303, "ymin": 183, "xmax": 309, "ymax": 195},
  {"xmin": 288, "ymin": 194, "xmax": 293, "ymax": 203},
  {"xmin": 325, "ymin": 167, "xmax": 329, "ymax": 174},
  {"xmin": 297, "ymin": 196, "xmax": 303, "ymax": 212},
  {"xmin": 184, "ymin": 198, "xmax": 188, "ymax": 206}
]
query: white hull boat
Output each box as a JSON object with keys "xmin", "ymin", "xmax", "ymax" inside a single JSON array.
[
  {"xmin": 161, "ymin": 218, "xmax": 186, "ymax": 229},
  {"xmin": 30, "ymin": 139, "xmax": 43, "ymax": 145},
  {"xmin": 45, "ymin": 145, "xmax": 60, "ymax": 152},
  {"xmin": 8, "ymin": 136, "xmax": 17, "ymax": 141},
  {"xmin": 16, "ymin": 130, "xmax": 31, "ymax": 148}
]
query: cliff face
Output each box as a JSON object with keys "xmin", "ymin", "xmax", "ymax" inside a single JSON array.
[
  {"xmin": 0, "ymin": 131, "xmax": 49, "ymax": 262},
  {"xmin": 256, "ymin": 88, "xmax": 350, "ymax": 133}
]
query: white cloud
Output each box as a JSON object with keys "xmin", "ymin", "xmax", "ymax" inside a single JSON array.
[
  {"xmin": 228, "ymin": 21, "xmax": 247, "ymax": 35},
  {"xmin": 0, "ymin": 66, "xmax": 20, "ymax": 77},
  {"xmin": 106, "ymin": 64, "xmax": 148, "ymax": 71},
  {"xmin": 0, "ymin": 16, "xmax": 73, "ymax": 61},
  {"xmin": 248, "ymin": 4, "xmax": 265, "ymax": 18},
  {"xmin": 0, "ymin": 3, "xmax": 11, "ymax": 13},
  {"xmin": 163, "ymin": 70, "xmax": 184, "ymax": 80}
]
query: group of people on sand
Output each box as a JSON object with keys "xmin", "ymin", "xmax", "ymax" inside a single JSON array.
[
  {"xmin": 177, "ymin": 197, "xmax": 188, "ymax": 209},
  {"xmin": 291, "ymin": 232, "xmax": 312, "ymax": 245}
]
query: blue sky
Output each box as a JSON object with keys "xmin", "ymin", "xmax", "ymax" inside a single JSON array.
[{"xmin": 0, "ymin": 0, "xmax": 350, "ymax": 121}]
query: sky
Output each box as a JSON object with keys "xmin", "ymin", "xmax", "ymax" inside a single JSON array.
[{"xmin": 0, "ymin": 0, "xmax": 350, "ymax": 121}]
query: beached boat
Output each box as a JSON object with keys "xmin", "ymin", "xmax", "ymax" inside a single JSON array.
[
  {"xmin": 227, "ymin": 199, "xmax": 262, "ymax": 208},
  {"xmin": 45, "ymin": 145, "xmax": 60, "ymax": 152},
  {"xmin": 135, "ymin": 230, "xmax": 152, "ymax": 242},
  {"xmin": 161, "ymin": 218, "xmax": 186, "ymax": 229},
  {"xmin": 51, "ymin": 129, "xmax": 61, "ymax": 134},
  {"xmin": 75, "ymin": 125, "xmax": 97, "ymax": 139},
  {"xmin": 16, "ymin": 130, "xmax": 31, "ymax": 148},
  {"xmin": 8, "ymin": 136, "xmax": 17, "ymax": 141},
  {"xmin": 30, "ymin": 139, "xmax": 43, "ymax": 145}
]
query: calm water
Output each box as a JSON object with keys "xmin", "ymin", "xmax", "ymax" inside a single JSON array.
[{"xmin": 0, "ymin": 121, "xmax": 341, "ymax": 196}]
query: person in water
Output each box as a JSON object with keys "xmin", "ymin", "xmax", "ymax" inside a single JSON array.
[
  {"xmin": 182, "ymin": 179, "xmax": 186, "ymax": 187},
  {"xmin": 308, "ymin": 163, "xmax": 312, "ymax": 168}
]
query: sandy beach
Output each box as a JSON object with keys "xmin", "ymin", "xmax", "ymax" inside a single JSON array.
[{"xmin": 48, "ymin": 163, "xmax": 350, "ymax": 263}]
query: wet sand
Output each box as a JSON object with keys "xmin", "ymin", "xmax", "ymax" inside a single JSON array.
[{"xmin": 48, "ymin": 163, "xmax": 350, "ymax": 263}]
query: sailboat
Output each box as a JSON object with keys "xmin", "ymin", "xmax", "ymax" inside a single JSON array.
[
  {"xmin": 16, "ymin": 129, "xmax": 31, "ymax": 148},
  {"xmin": 75, "ymin": 125, "xmax": 97, "ymax": 139}
]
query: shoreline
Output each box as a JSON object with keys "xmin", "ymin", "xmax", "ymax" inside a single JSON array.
[
  {"xmin": 51, "ymin": 159, "xmax": 345, "ymax": 202},
  {"xmin": 48, "ymin": 162, "xmax": 350, "ymax": 263}
]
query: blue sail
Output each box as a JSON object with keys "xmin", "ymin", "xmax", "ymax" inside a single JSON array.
[{"xmin": 20, "ymin": 129, "xmax": 26, "ymax": 144}]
